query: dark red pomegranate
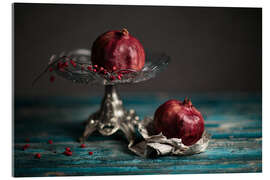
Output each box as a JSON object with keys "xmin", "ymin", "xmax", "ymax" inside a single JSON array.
[
  {"xmin": 91, "ymin": 28, "xmax": 145, "ymax": 72},
  {"xmin": 154, "ymin": 98, "xmax": 205, "ymax": 146}
]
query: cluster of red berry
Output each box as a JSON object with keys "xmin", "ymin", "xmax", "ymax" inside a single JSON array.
[
  {"xmin": 85, "ymin": 64, "xmax": 125, "ymax": 81},
  {"xmin": 22, "ymin": 138, "xmax": 94, "ymax": 159},
  {"xmin": 48, "ymin": 57, "xmax": 125, "ymax": 83}
]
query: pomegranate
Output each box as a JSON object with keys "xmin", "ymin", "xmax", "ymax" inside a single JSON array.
[
  {"xmin": 91, "ymin": 28, "xmax": 145, "ymax": 72},
  {"xmin": 154, "ymin": 98, "xmax": 204, "ymax": 146}
]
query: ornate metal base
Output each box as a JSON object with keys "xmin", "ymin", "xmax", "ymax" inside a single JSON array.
[{"xmin": 79, "ymin": 85, "xmax": 140, "ymax": 143}]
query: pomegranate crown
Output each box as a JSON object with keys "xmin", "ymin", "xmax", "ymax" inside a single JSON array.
[
  {"xmin": 121, "ymin": 28, "xmax": 129, "ymax": 36},
  {"xmin": 183, "ymin": 97, "xmax": 192, "ymax": 107}
]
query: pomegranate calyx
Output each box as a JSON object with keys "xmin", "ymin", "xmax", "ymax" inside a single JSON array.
[
  {"xmin": 183, "ymin": 97, "xmax": 192, "ymax": 107},
  {"xmin": 121, "ymin": 28, "xmax": 129, "ymax": 36}
]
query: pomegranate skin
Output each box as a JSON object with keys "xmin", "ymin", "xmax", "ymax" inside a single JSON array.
[
  {"xmin": 154, "ymin": 98, "xmax": 205, "ymax": 146},
  {"xmin": 91, "ymin": 28, "xmax": 145, "ymax": 72}
]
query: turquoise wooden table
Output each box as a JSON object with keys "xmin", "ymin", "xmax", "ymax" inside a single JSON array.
[{"xmin": 13, "ymin": 93, "xmax": 262, "ymax": 177}]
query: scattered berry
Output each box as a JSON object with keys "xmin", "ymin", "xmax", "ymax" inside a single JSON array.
[
  {"xmin": 117, "ymin": 75, "xmax": 122, "ymax": 80},
  {"xmin": 94, "ymin": 65, "xmax": 98, "ymax": 68},
  {"xmin": 112, "ymin": 66, "xmax": 117, "ymax": 71},
  {"xmin": 49, "ymin": 67, "xmax": 54, "ymax": 72},
  {"xmin": 65, "ymin": 147, "xmax": 71, "ymax": 152},
  {"xmin": 50, "ymin": 76, "xmax": 55, "ymax": 83},
  {"xmin": 70, "ymin": 60, "xmax": 77, "ymax": 67},
  {"xmin": 57, "ymin": 62, "xmax": 66, "ymax": 71},
  {"xmin": 35, "ymin": 153, "xmax": 41, "ymax": 159},
  {"xmin": 63, "ymin": 61, "xmax": 69, "ymax": 67},
  {"xmin": 110, "ymin": 75, "xmax": 116, "ymax": 81},
  {"xmin": 87, "ymin": 65, "xmax": 92, "ymax": 71},
  {"xmin": 93, "ymin": 69, "xmax": 97, "ymax": 72},
  {"xmin": 57, "ymin": 62, "xmax": 63, "ymax": 69},
  {"xmin": 64, "ymin": 151, "xmax": 72, "ymax": 156},
  {"xmin": 89, "ymin": 152, "xmax": 93, "ymax": 155},
  {"xmin": 103, "ymin": 69, "xmax": 108, "ymax": 75},
  {"xmin": 23, "ymin": 144, "xmax": 30, "ymax": 150},
  {"xmin": 80, "ymin": 144, "xmax": 86, "ymax": 148},
  {"xmin": 48, "ymin": 140, "xmax": 53, "ymax": 144}
]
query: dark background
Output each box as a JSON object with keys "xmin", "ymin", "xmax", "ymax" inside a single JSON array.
[{"xmin": 14, "ymin": 3, "xmax": 262, "ymax": 96}]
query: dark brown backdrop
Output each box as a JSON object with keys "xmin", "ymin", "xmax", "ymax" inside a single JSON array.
[{"xmin": 14, "ymin": 3, "xmax": 262, "ymax": 96}]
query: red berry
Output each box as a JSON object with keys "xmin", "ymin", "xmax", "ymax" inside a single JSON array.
[
  {"xmin": 94, "ymin": 65, "xmax": 98, "ymax": 68},
  {"xmin": 81, "ymin": 66, "xmax": 85, "ymax": 71},
  {"xmin": 87, "ymin": 65, "xmax": 92, "ymax": 71},
  {"xmin": 48, "ymin": 140, "xmax": 53, "ymax": 144},
  {"xmin": 117, "ymin": 75, "xmax": 121, "ymax": 80},
  {"xmin": 99, "ymin": 67, "xmax": 104, "ymax": 71},
  {"xmin": 35, "ymin": 153, "xmax": 41, "ymax": 159},
  {"xmin": 23, "ymin": 144, "xmax": 30, "ymax": 150},
  {"xmin": 93, "ymin": 69, "xmax": 97, "ymax": 72},
  {"xmin": 65, "ymin": 147, "xmax": 71, "ymax": 152},
  {"xmin": 112, "ymin": 66, "xmax": 117, "ymax": 71},
  {"xmin": 50, "ymin": 76, "xmax": 55, "ymax": 83},
  {"xmin": 70, "ymin": 60, "xmax": 77, "ymax": 67},
  {"xmin": 57, "ymin": 62, "xmax": 63, "ymax": 69},
  {"xmin": 57, "ymin": 62, "xmax": 66, "ymax": 72},
  {"xmin": 64, "ymin": 151, "xmax": 72, "ymax": 156},
  {"xmin": 110, "ymin": 75, "xmax": 115, "ymax": 81},
  {"xmin": 80, "ymin": 144, "xmax": 86, "ymax": 148},
  {"xmin": 64, "ymin": 62, "xmax": 69, "ymax": 67},
  {"xmin": 89, "ymin": 152, "xmax": 93, "ymax": 155},
  {"xmin": 101, "ymin": 68, "xmax": 107, "ymax": 75},
  {"xmin": 49, "ymin": 67, "xmax": 53, "ymax": 72}
]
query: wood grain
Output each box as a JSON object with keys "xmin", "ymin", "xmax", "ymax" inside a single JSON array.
[{"xmin": 13, "ymin": 93, "xmax": 262, "ymax": 176}]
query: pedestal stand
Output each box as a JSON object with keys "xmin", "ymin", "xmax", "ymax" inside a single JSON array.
[
  {"xmin": 36, "ymin": 49, "xmax": 170, "ymax": 143},
  {"xmin": 79, "ymin": 85, "xmax": 139, "ymax": 143}
]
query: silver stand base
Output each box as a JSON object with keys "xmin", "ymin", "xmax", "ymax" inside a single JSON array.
[{"xmin": 79, "ymin": 85, "xmax": 139, "ymax": 143}]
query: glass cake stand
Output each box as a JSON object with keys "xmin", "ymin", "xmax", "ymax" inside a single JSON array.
[{"xmin": 33, "ymin": 49, "xmax": 170, "ymax": 143}]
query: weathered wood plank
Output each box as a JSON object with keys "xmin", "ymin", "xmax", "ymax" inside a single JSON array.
[{"xmin": 13, "ymin": 93, "xmax": 262, "ymax": 176}]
